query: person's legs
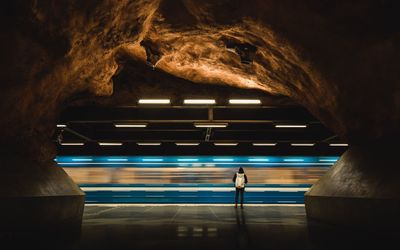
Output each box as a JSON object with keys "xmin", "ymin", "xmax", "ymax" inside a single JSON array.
[
  {"xmin": 235, "ymin": 188, "xmax": 239, "ymax": 208},
  {"xmin": 240, "ymin": 188, "xmax": 244, "ymax": 208}
]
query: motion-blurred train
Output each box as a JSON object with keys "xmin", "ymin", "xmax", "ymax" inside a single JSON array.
[{"xmin": 56, "ymin": 156, "xmax": 338, "ymax": 204}]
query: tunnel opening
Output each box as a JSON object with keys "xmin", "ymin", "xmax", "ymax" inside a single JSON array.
[
  {"xmin": 2, "ymin": 1, "xmax": 400, "ymax": 246},
  {"xmin": 53, "ymin": 59, "xmax": 347, "ymax": 205}
]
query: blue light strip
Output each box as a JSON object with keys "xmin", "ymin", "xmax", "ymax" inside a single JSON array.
[
  {"xmin": 177, "ymin": 158, "xmax": 199, "ymax": 162},
  {"xmin": 56, "ymin": 156, "xmax": 339, "ymax": 167},
  {"xmin": 107, "ymin": 158, "xmax": 128, "ymax": 162},
  {"xmin": 212, "ymin": 158, "xmax": 234, "ymax": 162},
  {"xmin": 248, "ymin": 158, "xmax": 270, "ymax": 162},
  {"xmin": 142, "ymin": 158, "xmax": 164, "ymax": 162},
  {"xmin": 56, "ymin": 156, "xmax": 340, "ymax": 204}
]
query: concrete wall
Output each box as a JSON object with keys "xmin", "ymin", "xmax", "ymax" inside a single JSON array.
[{"xmin": 305, "ymin": 145, "xmax": 400, "ymax": 228}]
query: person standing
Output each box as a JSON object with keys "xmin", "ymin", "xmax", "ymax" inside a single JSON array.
[{"xmin": 232, "ymin": 167, "xmax": 248, "ymax": 208}]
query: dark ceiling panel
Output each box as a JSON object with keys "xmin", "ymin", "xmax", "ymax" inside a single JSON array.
[
  {"xmin": 55, "ymin": 105, "xmax": 345, "ymax": 155},
  {"xmin": 212, "ymin": 130, "xmax": 332, "ymax": 141},
  {"xmin": 61, "ymin": 107, "xmax": 209, "ymax": 121},
  {"xmin": 57, "ymin": 142, "xmax": 347, "ymax": 156},
  {"xmin": 213, "ymin": 107, "xmax": 317, "ymax": 121},
  {"xmin": 90, "ymin": 130, "xmax": 205, "ymax": 141}
]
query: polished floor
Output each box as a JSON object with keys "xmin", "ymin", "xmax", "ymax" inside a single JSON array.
[{"xmin": 76, "ymin": 205, "xmax": 397, "ymax": 250}]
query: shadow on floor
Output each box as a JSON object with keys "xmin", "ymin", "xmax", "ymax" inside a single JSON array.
[
  {"xmin": 0, "ymin": 227, "xmax": 81, "ymax": 250},
  {"xmin": 307, "ymin": 219, "xmax": 400, "ymax": 250},
  {"xmin": 78, "ymin": 205, "xmax": 310, "ymax": 250},
  {"xmin": 2, "ymin": 205, "xmax": 399, "ymax": 250}
]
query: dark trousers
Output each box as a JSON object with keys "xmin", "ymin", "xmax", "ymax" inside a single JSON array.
[{"xmin": 235, "ymin": 188, "xmax": 244, "ymax": 205}]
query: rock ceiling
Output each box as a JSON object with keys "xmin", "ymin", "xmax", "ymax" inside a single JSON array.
[{"xmin": 0, "ymin": 0, "xmax": 399, "ymax": 161}]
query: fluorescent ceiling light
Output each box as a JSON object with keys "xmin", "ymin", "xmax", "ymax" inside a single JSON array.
[
  {"xmin": 98, "ymin": 142, "xmax": 123, "ymax": 146},
  {"xmin": 114, "ymin": 124, "xmax": 147, "ymax": 128},
  {"xmin": 275, "ymin": 125, "xmax": 307, "ymax": 128},
  {"xmin": 252, "ymin": 143, "xmax": 277, "ymax": 146},
  {"xmin": 60, "ymin": 143, "xmax": 85, "ymax": 146},
  {"xmin": 229, "ymin": 99, "xmax": 261, "ymax": 104},
  {"xmin": 329, "ymin": 143, "xmax": 348, "ymax": 147},
  {"xmin": 137, "ymin": 142, "xmax": 161, "ymax": 146},
  {"xmin": 177, "ymin": 158, "xmax": 199, "ymax": 162},
  {"xmin": 175, "ymin": 143, "xmax": 200, "ymax": 146},
  {"xmin": 184, "ymin": 99, "xmax": 216, "ymax": 105},
  {"xmin": 291, "ymin": 143, "xmax": 315, "ymax": 147},
  {"xmin": 194, "ymin": 123, "xmax": 228, "ymax": 128},
  {"xmin": 138, "ymin": 99, "xmax": 170, "ymax": 104},
  {"xmin": 214, "ymin": 143, "xmax": 238, "ymax": 146},
  {"xmin": 57, "ymin": 124, "xmax": 67, "ymax": 128}
]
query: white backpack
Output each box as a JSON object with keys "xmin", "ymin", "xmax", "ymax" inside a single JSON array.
[{"xmin": 235, "ymin": 173, "xmax": 245, "ymax": 188}]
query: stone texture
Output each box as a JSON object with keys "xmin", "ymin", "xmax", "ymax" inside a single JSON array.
[
  {"xmin": 2, "ymin": 0, "xmax": 400, "ymax": 159},
  {"xmin": 305, "ymin": 145, "xmax": 400, "ymax": 228},
  {"xmin": 0, "ymin": 156, "xmax": 85, "ymax": 236},
  {"xmin": 69, "ymin": 56, "xmax": 294, "ymax": 108},
  {"xmin": 0, "ymin": 0, "xmax": 399, "ymax": 230}
]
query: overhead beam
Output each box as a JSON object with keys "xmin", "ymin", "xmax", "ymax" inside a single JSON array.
[
  {"xmin": 64, "ymin": 127, "xmax": 93, "ymax": 142},
  {"xmin": 322, "ymin": 135, "xmax": 338, "ymax": 142},
  {"xmin": 66, "ymin": 120, "xmax": 319, "ymax": 124},
  {"xmin": 205, "ymin": 128, "xmax": 212, "ymax": 141}
]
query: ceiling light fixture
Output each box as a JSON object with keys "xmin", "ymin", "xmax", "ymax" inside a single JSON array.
[
  {"xmin": 98, "ymin": 142, "xmax": 123, "ymax": 146},
  {"xmin": 252, "ymin": 143, "xmax": 277, "ymax": 146},
  {"xmin": 229, "ymin": 99, "xmax": 261, "ymax": 104},
  {"xmin": 60, "ymin": 143, "xmax": 85, "ymax": 146},
  {"xmin": 175, "ymin": 143, "xmax": 200, "ymax": 146},
  {"xmin": 183, "ymin": 99, "xmax": 216, "ymax": 105},
  {"xmin": 275, "ymin": 125, "xmax": 307, "ymax": 128},
  {"xmin": 291, "ymin": 143, "xmax": 315, "ymax": 147},
  {"xmin": 329, "ymin": 143, "xmax": 349, "ymax": 147},
  {"xmin": 137, "ymin": 142, "xmax": 161, "ymax": 146},
  {"xmin": 114, "ymin": 123, "xmax": 148, "ymax": 128},
  {"xmin": 138, "ymin": 99, "xmax": 170, "ymax": 104},
  {"xmin": 214, "ymin": 143, "xmax": 238, "ymax": 146},
  {"xmin": 194, "ymin": 123, "xmax": 228, "ymax": 128},
  {"xmin": 57, "ymin": 124, "xmax": 67, "ymax": 128}
]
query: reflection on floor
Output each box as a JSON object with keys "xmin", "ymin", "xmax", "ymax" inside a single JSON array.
[{"xmin": 78, "ymin": 205, "xmax": 398, "ymax": 250}]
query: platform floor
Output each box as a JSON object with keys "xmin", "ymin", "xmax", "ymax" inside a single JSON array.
[{"xmin": 76, "ymin": 205, "xmax": 398, "ymax": 250}]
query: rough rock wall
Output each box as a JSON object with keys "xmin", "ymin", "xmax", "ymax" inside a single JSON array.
[
  {"xmin": 0, "ymin": 0, "xmax": 160, "ymax": 162},
  {"xmin": 68, "ymin": 55, "xmax": 294, "ymax": 108},
  {"xmin": 133, "ymin": 0, "xmax": 400, "ymax": 143},
  {"xmin": 1, "ymin": 0, "xmax": 399, "ymax": 163}
]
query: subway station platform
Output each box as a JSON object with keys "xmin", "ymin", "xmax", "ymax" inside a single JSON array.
[{"xmin": 77, "ymin": 205, "xmax": 398, "ymax": 250}]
